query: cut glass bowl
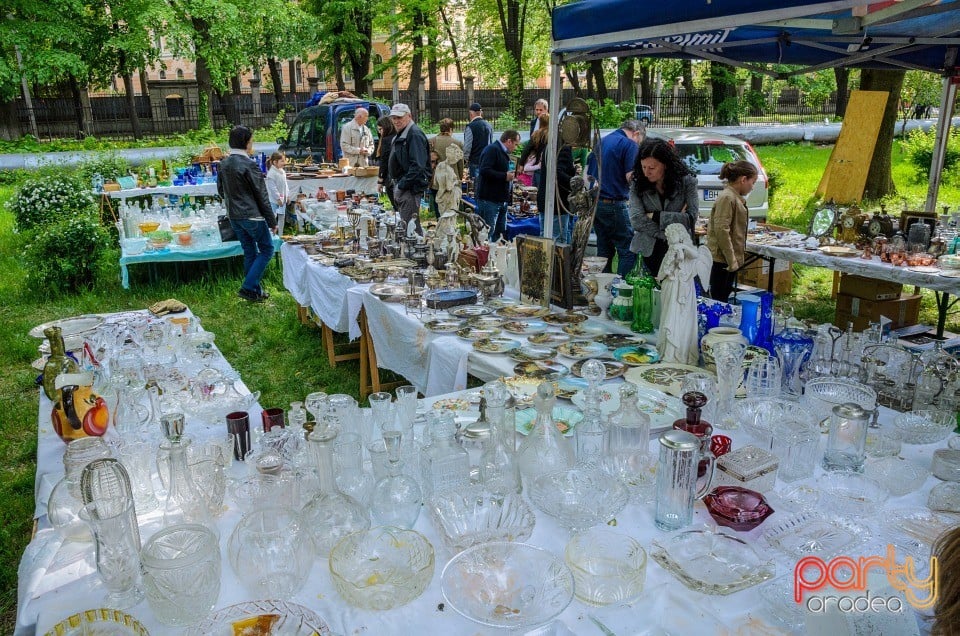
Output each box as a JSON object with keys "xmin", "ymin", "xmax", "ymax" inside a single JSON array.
[
  {"xmin": 441, "ymin": 542, "xmax": 574, "ymax": 630},
  {"xmin": 818, "ymin": 472, "xmax": 889, "ymax": 518},
  {"xmin": 328, "ymin": 527, "xmax": 434, "ymax": 610},
  {"xmin": 650, "ymin": 528, "xmax": 775, "ymax": 595},
  {"xmin": 429, "ymin": 486, "xmax": 535, "ymax": 554},
  {"xmin": 865, "ymin": 457, "xmax": 928, "ymax": 497},
  {"xmin": 894, "ymin": 410, "xmax": 954, "ymax": 445},
  {"xmin": 801, "ymin": 378, "xmax": 876, "ymax": 425},
  {"xmin": 528, "ymin": 468, "xmax": 629, "ymax": 532}
]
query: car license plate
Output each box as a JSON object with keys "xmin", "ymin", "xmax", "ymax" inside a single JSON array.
[{"xmin": 703, "ymin": 189, "xmax": 721, "ymax": 202}]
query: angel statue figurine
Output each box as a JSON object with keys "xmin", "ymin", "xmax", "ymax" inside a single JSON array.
[
  {"xmin": 566, "ymin": 175, "xmax": 598, "ymax": 305},
  {"xmin": 435, "ymin": 145, "xmax": 464, "ymax": 215},
  {"xmin": 656, "ymin": 223, "xmax": 701, "ymax": 366}
]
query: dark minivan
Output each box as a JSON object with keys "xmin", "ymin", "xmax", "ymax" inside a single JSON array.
[{"xmin": 277, "ymin": 99, "xmax": 391, "ymax": 163}]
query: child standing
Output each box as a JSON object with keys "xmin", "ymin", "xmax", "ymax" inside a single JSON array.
[
  {"xmin": 265, "ymin": 152, "xmax": 289, "ymax": 235},
  {"xmin": 705, "ymin": 160, "xmax": 758, "ymax": 303}
]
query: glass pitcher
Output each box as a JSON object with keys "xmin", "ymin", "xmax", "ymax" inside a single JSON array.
[{"xmin": 654, "ymin": 429, "xmax": 715, "ymax": 531}]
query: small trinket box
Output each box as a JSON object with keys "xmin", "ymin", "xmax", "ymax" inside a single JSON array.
[{"xmin": 715, "ymin": 445, "xmax": 779, "ymax": 493}]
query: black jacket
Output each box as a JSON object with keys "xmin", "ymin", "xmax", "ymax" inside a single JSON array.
[
  {"xmin": 377, "ymin": 133, "xmax": 395, "ymax": 184},
  {"xmin": 537, "ymin": 144, "xmax": 577, "ymax": 216},
  {"xmin": 217, "ymin": 153, "xmax": 277, "ymax": 226},
  {"xmin": 388, "ymin": 123, "xmax": 431, "ymax": 193},
  {"xmin": 476, "ymin": 141, "xmax": 513, "ymax": 204}
]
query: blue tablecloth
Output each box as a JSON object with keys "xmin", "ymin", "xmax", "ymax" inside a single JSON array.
[
  {"xmin": 461, "ymin": 195, "xmax": 541, "ymax": 241},
  {"xmin": 119, "ymin": 237, "xmax": 283, "ymax": 288}
]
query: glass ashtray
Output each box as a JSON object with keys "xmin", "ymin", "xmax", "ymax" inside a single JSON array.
[
  {"xmin": 650, "ymin": 528, "xmax": 775, "ymax": 595},
  {"xmin": 429, "ymin": 486, "xmax": 535, "ymax": 553},
  {"xmin": 818, "ymin": 472, "xmax": 889, "ymax": 518},
  {"xmin": 894, "ymin": 410, "xmax": 954, "ymax": 445},
  {"xmin": 703, "ymin": 486, "xmax": 775, "ymax": 532},
  {"xmin": 865, "ymin": 457, "xmax": 928, "ymax": 497},
  {"xmin": 763, "ymin": 510, "xmax": 871, "ymax": 560},
  {"xmin": 529, "ymin": 468, "xmax": 630, "ymax": 532},
  {"xmin": 441, "ymin": 542, "xmax": 574, "ymax": 630}
]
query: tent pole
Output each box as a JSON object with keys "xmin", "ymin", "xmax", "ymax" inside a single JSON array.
[
  {"xmin": 544, "ymin": 55, "xmax": 563, "ymax": 239},
  {"xmin": 924, "ymin": 76, "xmax": 957, "ymax": 214}
]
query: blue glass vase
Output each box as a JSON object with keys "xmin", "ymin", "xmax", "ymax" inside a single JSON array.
[
  {"xmin": 773, "ymin": 327, "xmax": 814, "ymax": 397},
  {"xmin": 738, "ymin": 294, "xmax": 761, "ymax": 345},
  {"xmin": 755, "ymin": 292, "xmax": 775, "ymax": 353}
]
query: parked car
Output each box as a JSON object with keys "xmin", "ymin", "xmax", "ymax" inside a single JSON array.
[
  {"xmin": 646, "ymin": 128, "xmax": 770, "ymax": 219},
  {"xmin": 277, "ymin": 99, "xmax": 391, "ymax": 163},
  {"xmin": 635, "ymin": 104, "xmax": 654, "ymax": 125}
]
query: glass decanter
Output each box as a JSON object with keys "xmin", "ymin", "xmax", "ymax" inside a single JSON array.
[
  {"xmin": 673, "ymin": 391, "xmax": 714, "ymax": 479},
  {"xmin": 419, "ymin": 411, "xmax": 470, "ymax": 501},
  {"xmin": 158, "ymin": 413, "xmax": 214, "ymax": 530},
  {"xmin": 479, "ymin": 380, "xmax": 522, "ymax": 495},
  {"xmin": 603, "ymin": 383, "xmax": 653, "ymax": 499},
  {"xmin": 334, "ymin": 431, "xmax": 375, "ymax": 507},
  {"xmin": 370, "ymin": 430, "xmax": 422, "ymax": 529},
  {"xmin": 575, "ymin": 359, "xmax": 607, "ymax": 468},
  {"xmin": 42, "ymin": 325, "xmax": 79, "ymax": 401},
  {"xmin": 300, "ymin": 422, "xmax": 371, "ymax": 556},
  {"xmin": 515, "ymin": 382, "xmax": 575, "ymax": 484}
]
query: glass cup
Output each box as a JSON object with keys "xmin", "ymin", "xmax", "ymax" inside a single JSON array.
[
  {"xmin": 141, "ymin": 524, "xmax": 221, "ymax": 627},
  {"xmin": 564, "ymin": 527, "xmax": 646, "ymax": 606},
  {"xmin": 745, "ymin": 356, "xmax": 782, "ymax": 399}
]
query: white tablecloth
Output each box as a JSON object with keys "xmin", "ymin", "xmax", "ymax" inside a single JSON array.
[{"xmin": 280, "ymin": 243, "xmax": 363, "ymax": 339}]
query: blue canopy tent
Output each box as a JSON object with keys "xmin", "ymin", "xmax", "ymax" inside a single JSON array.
[{"xmin": 541, "ymin": 0, "xmax": 960, "ymax": 236}]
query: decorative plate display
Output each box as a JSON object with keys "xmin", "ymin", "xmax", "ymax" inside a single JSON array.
[
  {"xmin": 457, "ymin": 326, "xmax": 501, "ymax": 340},
  {"xmin": 510, "ymin": 345, "xmax": 557, "ymax": 362},
  {"xmin": 501, "ymin": 320, "xmax": 548, "ymax": 336},
  {"xmin": 424, "ymin": 318, "xmax": 464, "ymax": 333},
  {"xmin": 45, "ymin": 609, "xmax": 150, "ymax": 636},
  {"xmin": 497, "ymin": 304, "xmax": 552, "ymax": 319},
  {"xmin": 557, "ymin": 341, "xmax": 609, "ymax": 360},
  {"xmin": 555, "ymin": 377, "xmax": 588, "ymax": 400},
  {"xmin": 432, "ymin": 397, "xmax": 474, "ymax": 411},
  {"xmin": 515, "ymin": 406, "xmax": 584, "ymax": 436},
  {"xmin": 503, "ymin": 376, "xmax": 552, "ymax": 406},
  {"xmin": 633, "ymin": 385, "xmax": 684, "ymax": 433},
  {"xmin": 513, "ymin": 360, "xmax": 570, "ymax": 380},
  {"xmin": 30, "ymin": 314, "xmax": 104, "ymax": 339},
  {"xmin": 473, "ymin": 337, "xmax": 522, "ymax": 354},
  {"xmin": 485, "ymin": 297, "xmax": 519, "ymax": 310},
  {"xmin": 762, "ymin": 510, "xmax": 870, "ymax": 560},
  {"xmin": 651, "ymin": 529, "xmax": 775, "ymax": 595},
  {"xmin": 528, "ymin": 332, "xmax": 572, "ymax": 346},
  {"xmin": 612, "ymin": 344, "xmax": 662, "ymax": 366},
  {"xmin": 542, "ymin": 312, "xmax": 588, "ymax": 325},
  {"xmin": 185, "ymin": 600, "xmax": 332, "ymax": 636},
  {"xmin": 467, "ymin": 316, "xmax": 505, "ymax": 330},
  {"xmin": 597, "ymin": 333, "xmax": 646, "ymax": 350},
  {"xmin": 570, "ymin": 387, "xmax": 620, "ymax": 415},
  {"xmin": 450, "ymin": 305, "xmax": 494, "ymax": 318},
  {"xmin": 624, "ymin": 363, "xmax": 705, "ymax": 397},
  {"xmin": 571, "ymin": 358, "xmax": 626, "ymax": 380},
  {"xmin": 562, "ymin": 322, "xmax": 606, "ymax": 339}
]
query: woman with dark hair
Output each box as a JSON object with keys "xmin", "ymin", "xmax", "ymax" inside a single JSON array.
[
  {"xmin": 518, "ymin": 114, "xmax": 549, "ymax": 187},
  {"xmin": 628, "ymin": 138, "xmax": 698, "ymax": 277},
  {"xmin": 375, "ymin": 115, "xmax": 397, "ymax": 209}
]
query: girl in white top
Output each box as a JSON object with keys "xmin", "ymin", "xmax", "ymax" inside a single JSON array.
[{"xmin": 265, "ymin": 151, "xmax": 289, "ymax": 235}]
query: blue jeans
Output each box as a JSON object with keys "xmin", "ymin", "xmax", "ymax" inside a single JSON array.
[
  {"xmin": 476, "ymin": 199, "xmax": 507, "ymax": 242},
  {"xmin": 540, "ymin": 212, "xmax": 576, "ymax": 244},
  {"xmin": 469, "ymin": 163, "xmax": 480, "ymax": 181},
  {"xmin": 230, "ymin": 218, "xmax": 274, "ymax": 294},
  {"xmin": 593, "ymin": 200, "xmax": 636, "ymax": 277}
]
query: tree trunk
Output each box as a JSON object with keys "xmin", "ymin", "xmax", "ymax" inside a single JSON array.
[
  {"xmin": 682, "ymin": 60, "xmax": 696, "ymax": 126},
  {"xmin": 288, "ymin": 59, "xmax": 297, "ymax": 99},
  {"xmin": 268, "ymin": 58, "xmax": 284, "ymax": 103},
  {"xmin": 589, "ymin": 60, "xmax": 607, "ymax": 102},
  {"xmin": 750, "ymin": 74, "xmax": 763, "ymax": 92},
  {"xmin": 834, "ymin": 67, "xmax": 851, "ymax": 118},
  {"xmin": 407, "ymin": 14, "xmax": 425, "ymax": 118},
  {"xmin": 618, "ymin": 58, "xmax": 635, "ymax": 105},
  {"xmin": 564, "ymin": 64, "xmax": 582, "ymax": 96},
  {"xmin": 495, "ymin": 0, "xmax": 527, "ymax": 119},
  {"xmin": 439, "ymin": 5, "xmax": 465, "ymax": 90},
  {"xmin": 333, "ymin": 44, "xmax": 346, "ymax": 91},
  {"xmin": 68, "ymin": 76, "xmax": 88, "ymax": 138},
  {"xmin": 860, "ymin": 69, "xmax": 906, "ymax": 199},
  {"xmin": 219, "ymin": 88, "xmax": 239, "ymax": 126},
  {"xmin": 0, "ymin": 98, "xmax": 21, "ymax": 140},
  {"xmin": 122, "ymin": 72, "xmax": 143, "ymax": 139},
  {"xmin": 709, "ymin": 62, "xmax": 739, "ymax": 126},
  {"xmin": 346, "ymin": 8, "xmax": 373, "ymax": 97},
  {"xmin": 638, "ymin": 62, "xmax": 651, "ymax": 104}
]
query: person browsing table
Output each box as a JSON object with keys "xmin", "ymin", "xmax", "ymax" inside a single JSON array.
[
  {"xmin": 705, "ymin": 160, "xmax": 758, "ymax": 302},
  {"xmin": 387, "ymin": 103, "xmax": 431, "ymax": 235},
  {"xmin": 475, "ymin": 130, "xmax": 521, "ymax": 242}
]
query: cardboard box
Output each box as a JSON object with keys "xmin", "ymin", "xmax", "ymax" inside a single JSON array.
[
  {"xmin": 737, "ymin": 259, "xmax": 793, "ymax": 295},
  {"xmin": 837, "ymin": 274, "xmax": 903, "ymax": 301},
  {"xmin": 834, "ymin": 292, "xmax": 921, "ymax": 330}
]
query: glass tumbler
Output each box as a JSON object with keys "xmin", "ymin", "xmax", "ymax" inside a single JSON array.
[
  {"xmin": 564, "ymin": 527, "xmax": 646, "ymax": 606},
  {"xmin": 745, "ymin": 356, "xmax": 782, "ymax": 398},
  {"xmin": 823, "ymin": 402, "xmax": 871, "ymax": 473},
  {"xmin": 770, "ymin": 420, "xmax": 820, "ymax": 481},
  {"xmin": 141, "ymin": 524, "xmax": 221, "ymax": 627}
]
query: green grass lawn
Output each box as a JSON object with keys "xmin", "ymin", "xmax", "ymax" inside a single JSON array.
[{"xmin": 2, "ymin": 140, "xmax": 959, "ymax": 631}]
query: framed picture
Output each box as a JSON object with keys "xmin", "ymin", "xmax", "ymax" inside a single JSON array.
[
  {"xmin": 551, "ymin": 242, "xmax": 573, "ymax": 309},
  {"xmin": 516, "ymin": 235, "xmax": 555, "ymax": 307},
  {"xmin": 899, "ymin": 210, "xmax": 937, "ymax": 234}
]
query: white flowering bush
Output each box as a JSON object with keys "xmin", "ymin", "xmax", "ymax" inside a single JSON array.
[
  {"xmin": 7, "ymin": 173, "xmax": 96, "ymax": 232},
  {"xmin": 24, "ymin": 214, "xmax": 110, "ymax": 294}
]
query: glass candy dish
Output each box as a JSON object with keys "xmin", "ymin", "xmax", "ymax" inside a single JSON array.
[
  {"xmin": 328, "ymin": 527, "xmax": 434, "ymax": 610},
  {"xmin": 731, "ymin": 397, "xmax": 813, "ymax": 443},
  {"xmin": 932, "ymin": 449, "xmax": 960, "ymax": 481},
  {"xmin": 650, "ymin": 529, "xmax": 775, "ymax": 595},
  {"xmin": 865, "ymin": 457, "xmax": 928, "ymax": 496},
  {"xmin": 763, "ymin": 510, "xmax": 871, "ymax": 560},
  {"xmin": 528, "ymin": 468, "xmax": 629, "ymax": 532},
  {"xmin": 184, "ymin": 600, "xmax": 332, "ymax": 636},
  {"xmin": 894, "ymin": 410, "xmax": 954, "ymax": 444},
  {"xmin": 801, "ymin": 378, "xmax": 877, "ymax": 425},
  {"xmin": 818, "ymin": 472, "xmax": 889, "ymax": 518},
  {"xmin": 564, "ymin": 528, "xmax": 647, "ymax": 606},
  {"xmin": 44, "ymin": 609, "xmax": 150, "ymax": 636},
  {"xmin": 703, "ymin": 486, "xmax": 775, "ymax": 532},
  {"xmin": 441, "ymin": 542, "xmax": 574, "ymax": 630},
  {"xmin": 429, "ymin": 487, "xmax": 535, "ymax": 553}
]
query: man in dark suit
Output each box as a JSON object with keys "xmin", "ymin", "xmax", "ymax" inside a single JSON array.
[{"xmin": 475, "ymin": 130, "xmax": 521, "ymax": 242}]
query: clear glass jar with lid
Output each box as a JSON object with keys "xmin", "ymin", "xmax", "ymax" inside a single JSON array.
[
  {"xmin": 516, "ymin": 382, "xmax": 575, "ymax": 484},
  {"xmin": 420, "ymin": 411, "xmax": 470, "ymax": 501}
]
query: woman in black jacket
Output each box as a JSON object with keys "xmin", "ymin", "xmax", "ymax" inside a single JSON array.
[{"xmin": 375, "ymin": 116, "xmax": 397, "ymax": 209}]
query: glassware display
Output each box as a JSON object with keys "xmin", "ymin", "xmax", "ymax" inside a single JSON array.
[
  {"xmin": 744, "ymin": 355, "xmax": 782, "ymax": 398},
  {"xmin": 564, "ymin": 527, "xmax": 647, "ymax": 606},
  {"xmin": 440, "ymin": 542, "xmax": 574, "ymax": 630},
  {"xmin": 655, "ymin": 429, "xmax": 715, "ymax": 532},
  {"xmin": 47, "ymin": 437, "xmax": 113, "ymax": 542},
  {"xmin": 370, "ymin": 430, "xmax": 423, "ymax": 529},
  {"xmin": 894, "ymin": 410, "xmax": 955, "ymax": 444},
  {"xmin": 478, "ymin": 380, "xmax": 522, "ymax": 495},
  {"xmin": 755, "ymin": 291, "xmax": 775, "ymax": 352},
  {"xmin": 183, "ymin": 600, "xmax": 333, "ymax": 636},
  {"xmin": 650, "ymin": 529, "xmax": 775, "ymax": 595},
  {"xmin": 574, "ymin": 359, "xmax": 608, "ymax": 468},
  {"xmin": 515, "ymin": 382, "xmax": 575, "ymax": 484},
  {"xmin": 158, "ymin": 413, "xmax": 214, "ymax": 529},
  {"xmin": 602, "ymin": 383, "xmax": 654, "ymax": 500},
  {"xmin": 41, "ymin": 325, "xmax": 80, "ymax": 400},
  {"xmin": 419, "ymin": 411, "xmax": 470, "ymax": 501},
  {"xmin": 329, "ymin": 527, "xmax": 435, "ymax": 610},
  {"xmin": 79, "ymin": 497, "xmax": 144, "ymax": 609},
  {"xmin": 429, "ymin": 486, "xmax": 535, "ymax": 553},
  {"xmin": 865, "ymin": 457, "xmax": 928, "ymax": 496},
  {"xmin": 773, "ymin": 324, "xmax": 814, "ymax": 397},
  {"xmin": 529, "ymin": 468, "xmax": 629, "ymax": 532},
  {"xmin": 300, "ymin": 423, "xmax": 370, "ymax": 556},
  {"xmin": 334, "ymin": 431, "xmax": 374, "ymax": 506},
  {"xmin": 227, "ymin": 506, "xmax": 314, "ymax": 598},
  {"xmin": 703, "ymin": 486, "xmax": 774, "ymax": 531},
  {"xmin": 45, "ymin": 609, "xmax": 150, "ymax": 636},
  {"xmin": 823, "ymin": 403, "xmax": 871, "ymax": 473},
  {"xmin": 140, "ymin": 524, "xmax": 221, "ymax": 627},
  {"xmin": 712, "ymin": 341, "xmax": 746, "ymax": 428}
]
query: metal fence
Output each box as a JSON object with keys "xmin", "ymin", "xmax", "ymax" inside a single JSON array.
[{"xmin": 11, "ymin": 88, "xmax": 842, "ymax": 141}]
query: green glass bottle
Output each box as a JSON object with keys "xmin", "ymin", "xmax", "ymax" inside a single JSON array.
[
  {"xmin": 629, "ymin": 261, "xmax": 655, "ymax": 334},
  {"xmin": 42, "ymin": 326, "xmax": 80, "ymax": 400}
]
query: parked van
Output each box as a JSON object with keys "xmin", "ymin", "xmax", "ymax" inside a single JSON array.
[{"xmin": 277, "ymin": 99, "xmax": 391, "ymax": 163}]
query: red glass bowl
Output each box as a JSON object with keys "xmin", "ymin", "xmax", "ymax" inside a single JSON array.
[{"xmin": 704, "ymin": 486, "xmax": 774, "ymax": 532}]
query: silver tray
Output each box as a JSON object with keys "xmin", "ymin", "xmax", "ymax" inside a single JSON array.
[
  {"xmin": 30, "ymin": 314, "xmax": 104, "ymax": 339},
  {"xmin": 369, "ymin": 283, "xmax": 422, "ymax": 303}
]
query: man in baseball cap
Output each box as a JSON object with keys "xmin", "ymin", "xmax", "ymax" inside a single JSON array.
[
  {"xmin": 387, "ymin": 104, "xmax": 430, "ymax": 235},
  {"xmin": 464, "ymin": 103, "xmax": 493, "ymax": 180}
]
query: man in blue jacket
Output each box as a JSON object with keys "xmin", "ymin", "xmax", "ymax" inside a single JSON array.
[{"xmin": 475, "ymin": 130, "xmax": 521, "ymax": 242}]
